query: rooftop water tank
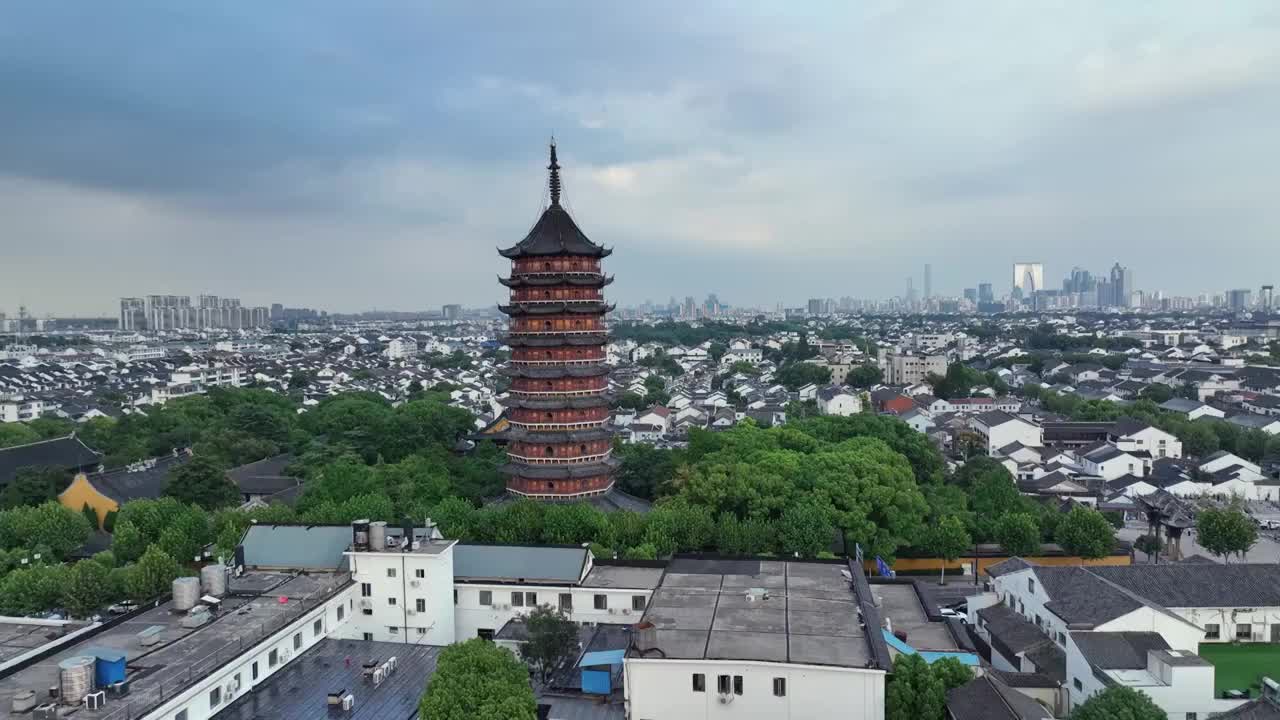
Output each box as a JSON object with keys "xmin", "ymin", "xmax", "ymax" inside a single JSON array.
[
  {"xmin": 172, "ymin": 576, "xmax": 200, "ymax": 611},
  {"xmin": 369, "ymin": 521, "xmax": 387, "ymax": 552},
  {"xmin": 201, "ymin": 564, "xmax": 227, "ymax": 597},
  {"xmin": 58, "ymin": 656, "xmax": 95, "ymax": 704}
]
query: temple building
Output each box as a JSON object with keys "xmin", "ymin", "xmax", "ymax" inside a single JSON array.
[{"xmin": 497, "ymin": 142, "xmax": 620, "ymax": 501}]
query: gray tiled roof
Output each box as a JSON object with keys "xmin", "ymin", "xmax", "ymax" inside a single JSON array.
[
  {"xmin": 240, "ymin": 524, "xmax": 352, "ymax": 570},
  {"xmin": 1087, "ymin": 564, "xmax": 1280, "ymax": 608},
  {"xmin": 1034, "ymin": 566, "xmax": 1141, "ymax": 627},
  {"xmin": 1070, "ymin": 631, "xmax": 1168, "ymax": 670},
  {"xmin": 946, "ymin": 674, "xmax": 1054, "ymax": 720}
]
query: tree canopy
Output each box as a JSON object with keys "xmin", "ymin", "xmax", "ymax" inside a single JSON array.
[
  {"xmin": 419, "ymin": 639, "xmax": 537, "ymax": 720},
  {"xmin": 1069, "ymin": 686, "xmax": 1167, "ymax": 720}
]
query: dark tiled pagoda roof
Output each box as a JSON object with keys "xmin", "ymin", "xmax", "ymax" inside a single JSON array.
[
  {"xmin": 504, "ymin": 335, "xmax": 606, "ymax": 347},
  {"xmin": 498, "ymin": 273, "xmax": 614, "ymax": 288},
  {"xmin": 504, "ymin": 428, "xmax": 614, "ymax": 443},
  {"xmin": 503, "ymin": 396, "xmax": 612, "ymax": 410},
  {"xmin": 501, "ymin": 364, "xmax": 610, "ymax": 379},
  {"xmin": 498, "ymin": 302, "xmax": 615, "ymax": 316},
  {"xmin": 498, "ymin": 144, "xmax": 612, "ymax": 259},
  {"xmin": 501, "ymin": 457, "xmax": 620, "ymax": 479}
]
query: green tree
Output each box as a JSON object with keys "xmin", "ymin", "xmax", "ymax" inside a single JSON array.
[
  {"xmin": 63, "ymin": 560, "xmax": 113, "ymax": 617},
  {"xmin": 419, "ymin": 638, "xmax": 537, "ymax": 720},
  {"xmin": 519, "ymin": 605, "xmax": 580, "ymax": 682},
  {"xmin": 124, "ymin": 546, "xmax": 182, "ymax": 601},
  {"xmin": 931, "ymin": 656, "xmax": 973, "ymax": 690},
  {"xmin": 164, "ymin": 455, "xmax": 241, "ymax": 510},
  {"xmin": 1069, "ymin": 686, "xmax": 1167, "ymax": 720},
  {"xmin": 613, "ymin": 443, "xmax": 679, "ymax": 500},
  {"xmin": 1134, "ymin": 534, "xmax": 1162, "ymax": 558},
  {"xmin": 886, "ymin": 653, "xmax": 945, "ymax": 720},
  {"xmin": 111, "ymin": 520, "xmax": 149, "ymax": 563},
  {"xmin": 0, "ymin": 423, "xmax": 40, "ymax": 449},
  {"xmin": 994, "ymin": 512, "xmax": 1041, "ymax": 557},
  {"xmin": 1179, "ymin": 422, "xmax": 1219, "ymax": 457},
  {"xmin": 1055, "ymin": 506, "xmax": 1115, "ymax": 560},
  {"xmin": 777, "ymin": 502, "xmax": 833, "ymax": 557},
  {"xmin": 1196, "ymin": 506, "xmax": 1258, "ymax": 562},
  {"xmin": 1138, "ymin": 384, "xmax": 1174, "ymax": 404},
  {"xmin": 0, "ymin": 466, "xmax": 69, "ymax": 508},
  {"xmin": 967, "ymin": 462, "xmax": 1026, "ymax": 541},
  {"xmin": 846, "ymin": 364, "xmax": 884, "ymax": 388},
  {"xmin": 928, "ymin": 515, "xmax": 971, "ymax": 585},
  {"xmin": 0, "ymin": 502, "xmax": 92, "ymax": 559},
  {"xmin": 775, "ymin": 362, "xmax": 832, "ymax": 391}
]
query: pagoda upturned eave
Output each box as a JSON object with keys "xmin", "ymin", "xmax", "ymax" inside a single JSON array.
[
  {"xmin": 498, "ymin": 274, "xmax": 614, "ymax": 288},
  {"xmin": 498, "ymin": 302, "xmax": 615, "ymax": 316}
]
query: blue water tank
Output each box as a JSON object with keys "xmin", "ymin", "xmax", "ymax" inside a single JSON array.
[{"xmin": 87, "ymin": 648, "xmax": 127, "ymax": 687}]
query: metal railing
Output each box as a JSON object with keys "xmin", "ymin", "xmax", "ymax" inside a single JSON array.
[
  {"xmin": 506, "ymin": 451, "xmax": 611, "ymax": 465},
  {"xmin": 507, "ymin": 420, "xmax": 608, "ymax": 431},
  {"xmin": 97, "ymin": 574, "xmax": 350, "ymax": 720}
]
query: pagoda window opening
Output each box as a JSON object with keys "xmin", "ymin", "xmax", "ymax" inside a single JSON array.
[
  {"xmin": 545, "ymin": 351, "xmax": 554, "ymax": 359},
  {"xmin": 545, "ymin": 381, "xmax": 554, "ymax": 389},
  {"xmin": 543, "ymin": 290, "xmax": 551, "ymax": 298},
  {"xmin": 545, "ymin": 412, "xmax": 554, "ymax": 420},
  {"xmin": 547, "ymin": 482, "xmax": 555, "ymax": 490},
  {"xmin": 579, "ymin": 444, "xmax": 587, "ymax": 454},
  {"xmin": 544, "ymin": 446, "xmax": 555, "ymax": 457},
  {"xmin": 543, "ymin": 262, "xmax": 552, "ymax": 271},
  {"xmin": 543, "ymin": 320, "xmax": 553, "ymax": 330}
]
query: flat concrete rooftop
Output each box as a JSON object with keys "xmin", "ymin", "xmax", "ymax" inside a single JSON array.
[
  {"xmin": 636, "ymin": 558, "xmax": 873, "ymax": 668},
  {"xmin": 0, "ymin": 620, "xmax": 90, "ymax": 665},
  {"xmin": 0, "ymin": 571, "xmax": 351, "ymax": 720},
  {"xmin": 872, "ymin": 584, "xmax": 961, "ymax": 652}
]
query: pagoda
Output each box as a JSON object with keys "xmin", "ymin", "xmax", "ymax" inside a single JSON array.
[{"xmin": 497, "ymin": 142, "xmax": 617, "ymax": 499}]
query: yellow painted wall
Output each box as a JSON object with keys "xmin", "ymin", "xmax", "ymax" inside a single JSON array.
[
  {"xmin": 58, "ymin": 473, "xmax": 119, "ymax": 530},
  {"xmin": 864, "ymin": 552, "xmax": 1131, "ymax": 576}
]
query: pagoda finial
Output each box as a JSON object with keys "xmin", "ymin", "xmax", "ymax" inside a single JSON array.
[{"xmin": 548, "ymin": 137, "xmax": 562, "ymax": 207}]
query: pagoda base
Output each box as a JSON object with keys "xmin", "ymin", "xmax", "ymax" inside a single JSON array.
[{"xmin": 506, "ymin": 473, "xmax": 614, "ymax": 497}]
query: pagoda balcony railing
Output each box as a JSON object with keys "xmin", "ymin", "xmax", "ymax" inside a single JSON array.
[
  {"xmin": 508, "ymin": 485, "xmax": 613, "ymax": 500},
  {"xmin": 507, "ymin": 329, "xmax": 607, "ymax": 336},
  {"xmin": 510, "ymin": 358, "xmax": 604, "ymax": 366},
  {"xmin": 509, "ymin": 388, "xmax": 604, "ymax": 398},
  {"xmin": 507, "ymin": 451, "xmax": 612, "ymax": 465},
  {"xmin": 507, "ymin": 420, "xmax": 609, "ymax": 431},
  {"xmin": 511, "ymin": 271, "xmax": 603, "ymax": 279},
  {"xmin": 509, "ymin": 297, "xmax": 604, "ymax": 304}
]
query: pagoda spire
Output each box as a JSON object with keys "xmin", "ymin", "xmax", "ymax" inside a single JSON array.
[{"xmin": 548, "ymin": 138, "xmax": 562, "ymax": 207}]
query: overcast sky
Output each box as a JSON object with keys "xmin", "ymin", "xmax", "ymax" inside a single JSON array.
[{"xmin": 3, "ymin": 2, "xmax": 1278, "ymax": 316}]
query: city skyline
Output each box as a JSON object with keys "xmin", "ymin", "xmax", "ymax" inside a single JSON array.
[{"xmin": 4, "ymin": 3, "xmax": 1280, "ymax": 314}]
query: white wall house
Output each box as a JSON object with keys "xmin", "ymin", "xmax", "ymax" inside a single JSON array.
[
  {"xmin": 972, "ymin": 411, "xmax": 1042, "ymax": 455},
  {"xmin": 816, "ymin": 386, "xmax": 861, "ymax": 416}
]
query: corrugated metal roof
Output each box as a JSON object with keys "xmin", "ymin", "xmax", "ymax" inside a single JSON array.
[
  {"xmin": 240, "ymin": 525, "xmax": 351, "ymax": 570},
  {"xmin": 579, "ymin": 649, "xmax": 625, "ymax": 667},
  {"xmin": 453, "ymin": 544, "xmax": 587, "ymax": 584}
]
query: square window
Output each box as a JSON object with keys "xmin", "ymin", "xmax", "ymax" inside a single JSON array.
[
  {"xmin": 417, "ymin": 627, "xmax": 426, "ymax": 635},
  {"xmin": 632, "ymin": 595, "xmax": 646, "ymax": 612},
  {"xmin": 360, "ymin": 583, "xmax": 372, "ymax": 597},
  {"xmin": 388, "ymin": 597, "xmax": 397, "ymax": 606},
  {"xmin": 772, "ymin": 677, "xmax": 786, "ymax": 697},
  {"xmin": 389, "ymin": 626, "xmax": 399, "ymax": 633},
  {"xmin": 512, "ymin": 591, "xmax": 524, "ymax": 607},
  {"xmin": 594, "ymin": 594, "xmax": 607, "ymax": 610},
  {"xmin": 416, "ymin": 598, "xmax": 426, "ymax": 612},
  {"xmin": 269, "ymin": 649, "xmax": 279, "ymax": 667},
  {"xmin": 415, "ymin": 568, "xmax": 425, "ymax": 578},
  {"xmin": 209, "ymin": 687, "xmax": 222, "ymax": 707},
  {"xmin": 692, "ymin": 673, "xmax": 705, "ymax": 692},
  {"xmin": 1204, "ymin": 623, "xmax": 1220, "ymax": 640},
  {"xmin": 387, "ymin": 568, "xmax": 397, "ymax": 578},
  {"xmin": 362, "ymin": 608, "xmax": 372, "ymax": 616},
  {"xmin": 293, "ymin": 632, "xmax": 302, "ymax": 650},
  {"xmin": 525, "ymin": 592, "xmax": 537, "ymax": 606},
  {"xmin": 363, "ymin": 632, "xmax": 373, "ymax": 641},
  {"xmin": 479, "ymin": 590, "xmax": 492, "ymax": 606},
  {"xmin": 717, "ymin": 675, "xmax": 730, "ymax": 694},
  {"xmin": 176, "ymin": 711, "xmax": 188, "ymax": 720},
  {"xmin": 1236, "ymin": 624, "xmax": 1252, "ymax": 639},
  {"xmin": 559, "ymin": 593, "xmax": 573, "ymax": 611},
  {"xmin": 733, "ymin": 675, "xmax": 743, "ymax": 695},
  {"xmin": 1073, "ymin": 678, "xmax": 1083, "ymax": 691}
]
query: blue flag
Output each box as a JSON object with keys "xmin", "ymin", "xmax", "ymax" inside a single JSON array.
[{"xmin": 876, "ymin": 556, "xmax": 893, "ymax": 577}]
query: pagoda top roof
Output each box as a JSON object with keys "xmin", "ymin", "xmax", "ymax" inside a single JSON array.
[{"xmin": 499, "ymin": 143, "xmax": 612, "ymax": 259}]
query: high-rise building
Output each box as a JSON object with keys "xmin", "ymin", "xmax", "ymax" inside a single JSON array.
[
  {"xmin": 497, "ymin": 142, "xmax": 615, "ymax": 499},
  {"xmin": 1260, "ymin": 285, "xmax": 1273, "ymax": 311},
  {"xmin": 441, "ymin": 304, "xmax": 462, "ymax": 321},
  {"xmin": 923, "ymin": 264, "xmax": 932, "ymax": 300},
  {"xmin": 978, "ymin": 283, "xmax": 994, "ymax": 303},
  {"xmin": 1227, "ymin": 289, "xmax": 1252, "ymax": 311},
  {"xmin": 807, "ymin": 298, "xmax": 823, "ymax": 315},
  {"xmin": 1109, "ymin": 263, "xmax": 1134, "ymax": 307},
  {"xmin": 963, "ymin": 288, "xmax": 978, "ymax": 303},
  {"xmin": 119, "ymin": 298, "xmax": 146, "ymax": 331},
  {"xmin": 1012, "ymin": 263, "xmax": 1044, "ymax": 296}
]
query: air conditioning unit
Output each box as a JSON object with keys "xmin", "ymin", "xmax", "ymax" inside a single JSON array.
[
  {"xmin": 225, "ymin": 681, "xmax": 236, "ymax": 697},
  {"xmin": 342, "ymin": 694, "xmax": 355, "ymax": 711},
  {"xmin": 85, "ymin": 691, "xmax": 106, "ymax": 710},
  {"xmin": 406, "ymin": 609, "xmax": 416, "ymax": 616},
  {"xmin": 280, "ymin": 649, "xmax": 291, "ymax": 662},
  {"xmin": 622, "ymin": 609, "xmax": 631, "ymax": 615},
  {"xmin": 718, "ymin": 695, "xmax": 732, "ymax": 705},
  {"xmin": 34, "ymin": 705, "xmax": 59, "ymax": 720},
  {"xmin": 608, "ymin": 608, "xmax": 618, "ymax": 615},
  {"xmin": 359, "ymin": 599, "xmax": 372, "ymax": 609},
  {"xmin": 498, "ymin": 603, "xmax": 511, "ymax": 611},
  {"xmin": 373, "ymin": 668, "xmax": 385, "ymax": 686}
]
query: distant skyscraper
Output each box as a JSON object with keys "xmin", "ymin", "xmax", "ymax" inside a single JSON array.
[
  {"xmin": 1109, "ymin": 263, "xmax": 1134, "ymax": 307},
  {"xmin": 441, "ymin": 304, "xmax": 462, "ymax": 320},
  {"xmin": 119, "ymin": 298, "xmax": 146, "ymax": 331},
  {"xmin": 807, "ymin": 298, "xmax": 823, "ymax": 315},
  {"xmin": 978, "ymin": 283, "xmax": 994, "ymax": 303},
  {"xmin": 1260, "ymin": 285, "xmax": 1273, "ymax": 311},
  {"xmin": 1227, "ymin": 289, "xmax": 1252, "ymax": 311},
  {"xmin": 963, "ymin": 288, "xmax": 978, "ymax": 302},
  {"xmin": 1012, "ymin": 263, "xmax": 1044, "ymax": 296},
  {"xmin": 923, "ymin": 264, "xmax": 932, "ymax": 300}
]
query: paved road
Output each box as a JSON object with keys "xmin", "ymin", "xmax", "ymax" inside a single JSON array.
[{"xmin": 1118, "ymin": 522, "xmax": 1280, "ymax": 564}]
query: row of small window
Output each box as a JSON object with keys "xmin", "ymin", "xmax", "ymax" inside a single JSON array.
[
  {"xmin": 363, "ymin": 628, "xmax": 429, "ymax": 638},
  {"xmin": 173, "ymin": 619, "xmax": 328, "ymax": 719},
  {"xmin": 385, "ymin": 568, "xmax": 427, "ymax": 578},
  {"xmin": 1203, "ymin": 623, "xmax": 1252, "ymax": 640},
  {"xmin": 473, "ymin": 590, "xmax": 647, "ymax": 612},
  {"xmin": 691, "ymin": 673, "xmax": 786, "ymax": 697}
]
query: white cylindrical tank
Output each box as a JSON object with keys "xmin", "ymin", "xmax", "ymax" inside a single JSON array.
[
  {"xmin": 201, "ymin": 564, "xmax": 227, "ymax": 597},
  {"xmin": 172, "ymin": 576, "xmax": 200, "ymax": 611},
  {"xmin": 58, "ymin": 656, "xmax": 95, "ymax": 703},
  {"xmin": 369, "ymin": 521, "xmax": 387, "ymax": 552}
]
